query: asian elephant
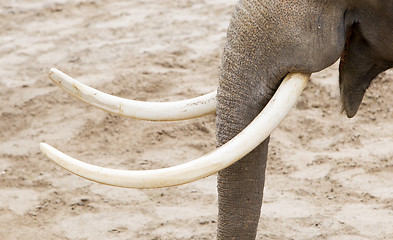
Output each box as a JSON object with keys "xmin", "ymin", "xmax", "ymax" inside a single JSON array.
[{"xmin": 41, "ymin": 0, "xmax": 393, "ymax": 239}]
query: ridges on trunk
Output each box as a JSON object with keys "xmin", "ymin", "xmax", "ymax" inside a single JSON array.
[
  {"xmin": 215, "ymin": 5, "xmax": 287, "ymax": 240},
  {"xmin": 216, "ymin": 51, "xmax": 284, "ymax": 239}
]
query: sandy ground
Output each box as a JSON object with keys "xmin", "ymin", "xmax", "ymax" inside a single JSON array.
[{"xmin": 0, "ymin": 0, "xmax": 392, "ymax": 239}]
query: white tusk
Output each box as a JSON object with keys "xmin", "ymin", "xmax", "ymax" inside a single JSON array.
[
  {"xmin": 40, "ymin": 72, "xmax": 310, "ymax": 188},
  {"xmin": 48, "ymin": 68, "xmax": 216, "ymax": 121}
]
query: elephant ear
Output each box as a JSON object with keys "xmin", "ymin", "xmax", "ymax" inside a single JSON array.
[{"xmin": 339, "ymin": 23, "xmax": 391, "ymax": 118}]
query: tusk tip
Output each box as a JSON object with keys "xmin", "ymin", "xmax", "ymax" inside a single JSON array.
[
  {"xmin": 40, "ymin": 142, "xmax": 47, "ymax": 149},
  {"xmin": 48, "ymin": 68, "xmax": 62, "ymax": 83},
  {"xmin": 49, "ymin": 67, "xmax": 59, "ymax": 74},
  {"xmin": 40, "ymin": 142, "xmax": 51, "ymax": 154}
]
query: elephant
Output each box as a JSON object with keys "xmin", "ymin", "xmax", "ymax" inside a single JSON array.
[{"xmin": 40, "ymin": 0, "xmax": 393, "ymax": 239}]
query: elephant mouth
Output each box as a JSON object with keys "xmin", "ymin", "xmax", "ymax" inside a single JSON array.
[
  {"xmin": 40, "ymin": 69, "xmax": 310, "ymax": 189},
  {"xmin": 340, "ymin": 85, "xmax": 366, "ymax": 118}
]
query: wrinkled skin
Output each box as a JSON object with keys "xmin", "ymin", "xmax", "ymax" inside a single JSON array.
[{"xmin": 216, "ymin": 0, "xmax": 393, "ymax": 239}]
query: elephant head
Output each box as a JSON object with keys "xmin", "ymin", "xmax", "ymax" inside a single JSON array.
[{"xmin": 41, "ymin": 0, "xmax": 393, "ymax": 239}]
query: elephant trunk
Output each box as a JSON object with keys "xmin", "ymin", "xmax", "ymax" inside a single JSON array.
[
  {"xmin": 216, "ymin": 136, "xmax": 269, "ymax": 240},
  {"xmin": 216, "ymin": 1, "xmax": 287, "ymax": 239}
]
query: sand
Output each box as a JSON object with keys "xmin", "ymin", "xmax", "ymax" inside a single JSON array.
[{"xmin": 0, "ymin": 0, "xmax": 392, "ymax": 239}]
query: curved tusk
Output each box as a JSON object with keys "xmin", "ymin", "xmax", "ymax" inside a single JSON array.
[
  {"xmin": 40, "ymin": 72, "xmax": 310, "ymax": 188},
  {"xmin": 48, "ymin": 68, "xmax": 216, "ymax": 121}
]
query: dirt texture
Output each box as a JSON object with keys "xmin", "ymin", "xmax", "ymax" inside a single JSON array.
[{"xmin": 0, "ymin": 0, "xmax": 392, "ymax": 239}]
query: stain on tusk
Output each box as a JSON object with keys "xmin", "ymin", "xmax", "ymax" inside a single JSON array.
[
  {"xmin": 40, "ymin": 73, "xmax": 310, "ymax": 189},
  {"xmin": 48, "ymin": 68, "xmax": 217, "ymax": 121}
]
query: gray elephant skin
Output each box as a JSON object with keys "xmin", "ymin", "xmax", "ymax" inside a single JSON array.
[
  {"xmin": 216, "ymin": 0, "xmax": 393, "ymax": 239},
  {"xmin": 40, "ymin": 0, "xmax": 393, "ymax": 239}
]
